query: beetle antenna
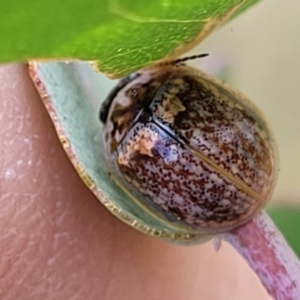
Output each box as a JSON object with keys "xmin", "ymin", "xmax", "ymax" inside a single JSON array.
[
  {"xmin": 160, "ymin": 53, "xmax": 209, "ymax": 66},
  {"xmin": 172, "ymin": 53, "xmax": 209, "ymax": 64}
]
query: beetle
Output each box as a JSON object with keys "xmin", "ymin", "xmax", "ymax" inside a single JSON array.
[{"xmin": 100, "ymin": 55, "xmax": 277, "ymax": 234}]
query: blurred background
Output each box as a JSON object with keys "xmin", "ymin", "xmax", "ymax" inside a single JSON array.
[{"xmin": 190, "ymin": 0, "xmax": 300, "ymax": 206}]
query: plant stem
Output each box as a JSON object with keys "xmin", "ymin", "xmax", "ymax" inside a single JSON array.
[{"xmin": 222, "ymin": 211, "xmax": 300, "ymax": 300}]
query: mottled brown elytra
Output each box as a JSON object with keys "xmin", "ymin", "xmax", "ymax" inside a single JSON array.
[{"xmin": 100, "ymin": 57, "xmax": 277, "ymax": 234}]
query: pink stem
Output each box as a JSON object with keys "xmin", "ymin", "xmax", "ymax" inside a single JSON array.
[{"xmin": 222, "ymin": 211, "xmax": 300, "ymax": 300}]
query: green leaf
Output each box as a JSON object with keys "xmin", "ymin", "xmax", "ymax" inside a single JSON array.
[
  {"xmin": 268, "ymin": 206, "xmax": 300, "ymax": 258},
  {"xmin": 2, "ymin": 0, "xmax": 260, "ymax": 77}
]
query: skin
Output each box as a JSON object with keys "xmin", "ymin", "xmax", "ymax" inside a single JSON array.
[{"xmin": 0, "ymin": 64, "xmax": 270, "ymax": 300}]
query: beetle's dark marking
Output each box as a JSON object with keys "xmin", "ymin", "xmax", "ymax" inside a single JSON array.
[{"xmin": 100, "ymin": 73, "xmax": 141, "ymax": 123}]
